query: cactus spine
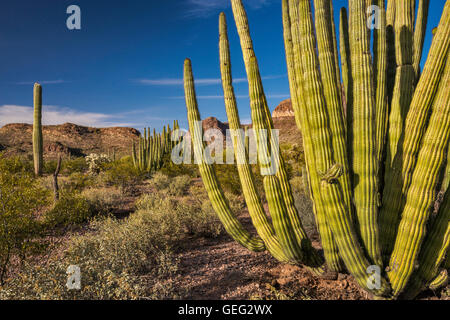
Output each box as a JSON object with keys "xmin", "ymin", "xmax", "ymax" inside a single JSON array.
[{"xmin": 33, "ymin": 83, "xmax": 43, "ymax": 177}]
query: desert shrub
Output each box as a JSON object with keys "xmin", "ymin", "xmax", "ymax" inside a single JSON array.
[
  {"xmin": 147, "ymin": 171, "xmax": 171, "ymax": 190},
  {"xmin": 136, "ymin": 177, "xmax": 230, "ymax": 239},
  {"xmin": 81, "ymin": 187, "xmax": 124, "ymax": 215},
  {"xmin": 160, "ymin": 156, "xmax": 199, "ymax": 178},
  {"xmin": 85, "ymin": 153, "xmax": 111, "ymax": 175},
  {"xmin": 43, "ymin": 159, "xmax": 58, "ymax": 175},
  {"xmin": 63, "ymin": 172, "xmax": 95, "ymax": 194},
  {"xmin": 214, "ymin": 164, "xmax": 242, "ymax": 195},
  {"xmin": 62, "ymin": 157, "xmax": 89, "ymax": 175},
  {"xmin": 42, "ymin": 194, "xmax": 94, "ymax": 228},
  {"xmin": 97, "ymin": 158, "xmax": 144, "ymax": 192},
  {"xmin": 0, "ymin": 156, "xmax": 50, "ymax": 284},
  {"xmin": 290, "ymin": 177, "xmax": 317, "ymax": 239},
  {"xmin": 0, "ymin": 256, "xmax": 147, "ymax": 300},
  {"xmin": 148, "ymin": 172, "xmax": 191, "ymax": 197},
  {"xmin": 0, "ymin": 207, "xmax": 184, "ymax": 300}
]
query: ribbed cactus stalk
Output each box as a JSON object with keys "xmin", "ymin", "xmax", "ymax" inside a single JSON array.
[
  {"xmin": 429, "ymin": 269, "xmax": 448, "ymax": 291},
  {"xmin": 132, "ymin": 141, "xmax": 137, "ymax": 167},
  {"xmin": 184, "ymin": 58, "xmax": 265, "ymax": 253},
  {"xmin": 385, "ymin": 0, "xmax": 416, "ymax": 174},
  {"xmin": 387, "ymin": 56, "xmax": 450, "ymax": 297},
  {"xmin": 339, "ymin": 8, "xmax": 351, "ymax": 116},
  {"xmin": 402, "ymin": 187, "xmax": 450, "ymax": 298},
  {"xmin": 374, "ymin": 0, "xmax": 388, "ymax": 180},
  {"xmin": 348, "ymin": 0, "xmax": 382, "ymax": 266},
  {"xmin": 33, "ymin": 83, "xmax": 43, "ymax": 177},
  {"xmin": 183, "ymin": 0, "xmax": 449, "ymax": 299},
  {"xmin": 287, "ymin": 0, "xmax": 342, "ymax": 272},
  {"xmin": 231, "ymin": 0, "xmax": 322, "ymax": 267},
  {"xmin": 219, "ymin": 12, "xmax": 292, "ymax": 264},
  {"xmin": 413, "ymin": 0, "xmax": 430, "ymax": 81},
  {"xmin": 379, "ymin": 2, "xmax": 450, "ymax": 262}
]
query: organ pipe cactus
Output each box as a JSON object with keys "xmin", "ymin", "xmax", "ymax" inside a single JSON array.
[
  {"xmin": 33, "ymin": 83, "xmax": 43, "ymax": 177},
  {"xmin": 184, "ymin": 59, "xmax": 266, "ymax": 252},
  {"xmin": 132, "ymin": 123, "xmax": 175, "ymax": 172},
  {"xmin": 183, "ymin": 0, "xmax": 450, "ymax": 299}
]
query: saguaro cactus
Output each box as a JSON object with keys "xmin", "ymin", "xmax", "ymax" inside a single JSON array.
[{"xmin": 33, "ymin": 83, "xmax": 43, "ymax": 177}]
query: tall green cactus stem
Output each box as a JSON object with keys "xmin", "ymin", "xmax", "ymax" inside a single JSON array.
[
  {"xmin": 231, "ymin": 0, "xmax": 320, "ymax": 265},
  {"xmin": 348, "ymin": 0, "xmax": 382, "ymax": 266},
  {"xmin": 184, "ymin": 58, "xmax": 265, "ymax": 253},
  {"xmin": 385, "ymin": 0, "xmax": 397, "ymax": 106},
  {"xmin": 290, "ymin": 0, "xmax": 390, "ymax": 295},
  {"xmin": 379, "ymin": 3, "xmax": 450, "ymax": 262},
  {"xmin": 413, "ymin": 0, "xmax": 430, "ymax": 80},
  {"xmin": 219, "ymin": 12, "xmax": 291, "ymax": 264},
  {"xmin": 339, "ymin": 8, "xmax": 351, "ymax": 117},
  {"xmin": 287, "ymin": 0, "xmax": 342, "ymax": 272},
  {"xmin": 247, "ymin": 57, "xmax": 323, "ymax": 268},
  {"xmin": 402, "ymin": 188, "xmax": 450, "ymax": 299},
  {"xmin": 132, "ymin": 141, "xmax": 137, "ymax": 167},
  {"xmin": 373, "ymin": 0, "xmax": 388, "ymax": 180},
  {"xmin": 33, "ymin": 83, "xmax": 43, "ymax": 177},
  {"xmin": 441, "ymin": 151, "xmax": 450, "ymax": 192},
  {"xmin": 387, "ymin": 56, "xmax": 450, "ymax": 297},
  {"xmin": 313, "ymin": 0, "xmax": 353, "ymax": 228},
  {"xmin": 385, "ymin": 0, "xmax": 415, "ymax": 171}
]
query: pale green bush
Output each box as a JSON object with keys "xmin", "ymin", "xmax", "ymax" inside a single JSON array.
[{"xmin": 81, "ymin": 187, "xmax": 124, "ymax": 214}]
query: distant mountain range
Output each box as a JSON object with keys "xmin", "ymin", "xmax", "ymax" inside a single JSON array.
[{"xmin": 0, "ymin": 99, "xmax": 301, "ymax": 159}]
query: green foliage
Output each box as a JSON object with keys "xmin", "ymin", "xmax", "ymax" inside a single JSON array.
[
  {"xmin": 0, "ymin": 174, "xmax": 227, "ymax": 299},
  {"xmin": 62, "ymin": 157, "xmax": 89, "ymax": 175},
  {"xmin": 0, "ymin": 156, "xmax": 50, "ymax": 284},
  {"xmin": 42, "ymin": 194, "xmax": 94, "ymax": 228},
  {"xmin": 63, "ymin": 172, "xmax": 95, "ymax": 194},
  {"xmin": 97, "ymin": 157, "xmax": 144, "ymax": 192},
  {"xmin": 160, "ymin": 156, "xmax": 198, "ymax": 178}
]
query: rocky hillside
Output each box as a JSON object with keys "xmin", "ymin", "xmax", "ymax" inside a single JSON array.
[
  {"xmin": 0, "ymin": 123, "xmax": 140, "ymax": 158},
  {"xmin": 201, "ymin": 99, "xmax": 301, "ymax": 147},
  {"xmin": 272, "ymin": 99, "xmax": 295, "ymax": 118},
  {"xmin": 0, "ymin": 100, "xmax": 301, "ymax": 159}
]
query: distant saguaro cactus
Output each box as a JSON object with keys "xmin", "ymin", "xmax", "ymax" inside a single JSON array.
[{"xmin": 33, "ymin": 83, "xmax": 43, "ymax": 176}]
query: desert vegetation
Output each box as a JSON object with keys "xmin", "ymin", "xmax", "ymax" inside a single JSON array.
[{"xmin": 0, "ymin": 0, "xmax": 448, "ymax": 301}]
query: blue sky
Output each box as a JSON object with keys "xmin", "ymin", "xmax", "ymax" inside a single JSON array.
[{"xmin": 0, "ymin": 0, "xmax": 446, "ymax": 132}]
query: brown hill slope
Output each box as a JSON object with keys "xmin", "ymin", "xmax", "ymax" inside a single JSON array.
[
  {"xmin": 0, "ymin": 123, "xmax": 140, "ymax": 158},
  {"xmin": 0, "ymin": 100, "xmax": 301, "ymax": 158}
]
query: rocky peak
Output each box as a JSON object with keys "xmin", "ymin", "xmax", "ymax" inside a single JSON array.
[{"xmin": 272, "ymin": 99, "xmax": 294, "ymax": 118}]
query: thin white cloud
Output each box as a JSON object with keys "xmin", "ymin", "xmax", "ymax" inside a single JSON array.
[
  {"xmin": 169, "ymin": 93, "xmax": 289, "ymax": 99},
  {"xmin": 13, "ymin": 80, "xmax": 66, "ymax": 85},
  {"xmin": 134, "ymin": 74, "xmax": 285, "ymax": 86},
  {"xmin": 185, "ymin": 0, "xmax": 272, "ymax": 18},
  {"xmin": 0, "ymin": 105, "xmax": 133, "ymax": 128}
]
